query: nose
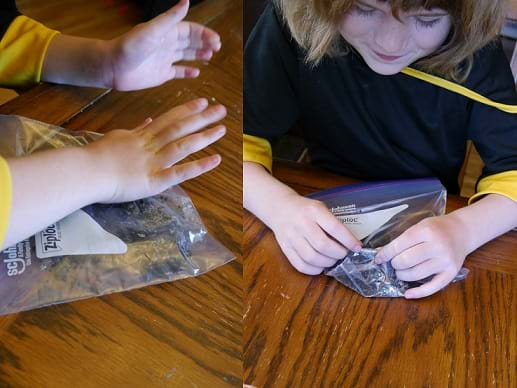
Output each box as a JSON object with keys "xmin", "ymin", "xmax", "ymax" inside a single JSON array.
[{"xmin": 373, "ymin": 15, "xmax": 408, "ymax": 54}]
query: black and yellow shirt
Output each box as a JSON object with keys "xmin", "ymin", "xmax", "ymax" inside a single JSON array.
[
  {"xmin": 244, "ymin": 5, "xmax": 517, "ymax": 204},
  {"xmin": 0, "ymin": 0, "xmax": 59, "ymax": 246}
]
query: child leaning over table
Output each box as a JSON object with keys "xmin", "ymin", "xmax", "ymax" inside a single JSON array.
[
  {"xmin": 243, "ymin": 0, "xmax": 517, "ymax": 298},
  {"xmin": 0, "ymin": 0, "xmax": 228, "ymax": 250}
]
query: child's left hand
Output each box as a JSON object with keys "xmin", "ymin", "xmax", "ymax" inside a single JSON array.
[
  {"xmin": 107, "ymin": 0, "xmax": 221, "ymax": 90},
  {"xmin": 375, "ymin": 213, "xmax": 468, "ymax": 299}
]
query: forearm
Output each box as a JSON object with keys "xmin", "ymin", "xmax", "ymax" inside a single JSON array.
[
  {"xmin": 449, "ymin": 194, "xmax": 517, "ymax": 254},
  {"xmin": 244, "ymin": 161, "xmax": 298, "ymax": 228},
  {"xmin": 41, "ymin": 34, "xmax": 114, "ymax": 88},
  {"xmin": 3, "ymin": 146, "xmax": 107, "ymax": 248}
]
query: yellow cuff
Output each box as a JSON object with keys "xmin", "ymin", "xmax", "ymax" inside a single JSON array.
[
  {"xmin": 0, "ymin": 15, "xmax": 59, "ymax": 88},
  {"xmin": 0, "ymin": 157, "xmax": 12, "ymax": 248},
  {"xmin": 243, "ymin": 134, "xmax": 273, "ymax": 173},
  {"xmin": 468, "ymin": 170, "xmax": 517, "ymax": 204}
]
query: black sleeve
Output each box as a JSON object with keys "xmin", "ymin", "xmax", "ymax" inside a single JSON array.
[
  {"xmin": 0, "ymin": 0, "xmax": 20, "ymax": 39},
  {"xmin": 244, "ymin": 4, "xmax": 300, "ymax": 142},
  {"xmin": 466, "ymin": 39, "xmax": 517, "ymax": 179}
]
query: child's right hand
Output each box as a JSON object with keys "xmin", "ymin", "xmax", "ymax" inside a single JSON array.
[
  {"xmin": 86, "ymin": 97, "xmax": 226, "ymax": 203},
  {"xmin": 268, "ymin": 192, "xmax": 362, "ymax": 274}
]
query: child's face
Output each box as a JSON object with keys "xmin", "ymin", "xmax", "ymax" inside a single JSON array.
[{"xmin": 338, "ymin": 0, "xmax": 452, "ymax": 75}]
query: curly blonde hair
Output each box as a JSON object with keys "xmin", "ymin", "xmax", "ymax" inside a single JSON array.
[{"xmin": 275, "ymin": 0, "xmax": 504, "ymax": 82}]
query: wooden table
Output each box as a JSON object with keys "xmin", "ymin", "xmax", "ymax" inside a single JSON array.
[
  {"xmin": 244, "ymin": 161, "xmax": 517, "ymax": 387},
  {"xmin": 0, "ymin": 1, "xmax": 242, "ymax": 386}
]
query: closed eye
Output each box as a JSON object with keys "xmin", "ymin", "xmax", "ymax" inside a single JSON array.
[
  {"xmin": 414, "ymin": 16, "xmax": 441, "ymax": 28},
  {"xmin": 352, "ymin": 4, "xmax": 377, "ymax": 17}
]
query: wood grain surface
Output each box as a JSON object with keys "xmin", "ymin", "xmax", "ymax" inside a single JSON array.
[
  {"xmin": 17, "ymin": 0, "xmax": 142, "ymax": 39},
  {"xmin": 0, "ymin": 1, "xmax": 242, "ymax": 387},
  {"xmin": 244, "ymin": 161, "xmax": 517, "ymax": 387}
]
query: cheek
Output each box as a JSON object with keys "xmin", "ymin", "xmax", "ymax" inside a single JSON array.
[{"xmin": 339, "ymin": 14, "xmax": 375, "ymax": 39}]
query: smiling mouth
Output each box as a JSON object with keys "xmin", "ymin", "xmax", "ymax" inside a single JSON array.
[{"xmin": 373, "ymin": 50, "xmax": 403, "ymax": 62}]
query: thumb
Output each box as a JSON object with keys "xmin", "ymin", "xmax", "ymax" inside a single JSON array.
[
  {"xmin": 131, "ymin": 0, "xmax": 189, "ymax": 49},
  {"xmin": 143, "ymin": 0, "xmax": 189, "ymax": 38},
  {"xmin": 160, "ymin": 0, "xmax": 189, "ymax": 25}
]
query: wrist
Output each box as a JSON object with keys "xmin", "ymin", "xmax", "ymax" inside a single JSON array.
[
  {"xmin": 261, "ymin": 189, "xmax": 298, "ymax": 231},
  {"xmin": 97, "ymin": 39, "xmax": 117, "ymax": 89},
  {"xmin": 41, "ymin": 34, "xmax": 116, "ymax": 89},
  {"xmin": 447, "ymin": 195, "xmax": 517, "ymax": 256},
  {"xmin": 82, "ymin": 142, "xmax": 116, "ymax": 203},
  {"xmin": 244, "ymin": 162, "xmax": 298, "ymax": 229},
  {"xmin": 445, "ymin": 210, "xmax": 480, "ymax": 256}
]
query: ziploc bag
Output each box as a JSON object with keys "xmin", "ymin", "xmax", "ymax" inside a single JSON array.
[
  {"xmin": 0, "ymin": 115, "xmax": 234, "ymax": 315},
  {"xmin": 308, "ymin": 179, "xmax": 468, "ymax": 297}
]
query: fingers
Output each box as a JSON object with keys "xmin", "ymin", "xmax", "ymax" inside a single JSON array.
[
  {"xmin": 175, "ymin": 36, "xmax": 220, "ymax": 51},
  {"xmin": 152, "ymin": 104, "xmax": 227, "ymax": 148},
  {"xmin": 404, "ymin": 272, "xmax": 454, "ymax": 299},
  {"xmin": 146, "ymin": 98, "xmax": 209, "ymax": 133},
  {"xmin": 376, "ymin": 225, "xmax": 422, "ymax": 263},
  {"xmin": 172, "ymin": 48, "xmax": 214, "ymax": 62},
  {"xmin": 156, "ymin": 125, "xmax": 225, "ymax": 167},
  {"xmin": 315, "ymin": 205, "xmax": 362, "ymax": 251},
  {"xmin": 395, "ymin": 259, "xmax": 442, "ymax": 282},
  {"xmin": 280, "ymin": 244, "xmax": 324, "ymax": 275},
  {"xmin": 305, "ymin": 222, "xmax": 349, "ymax": 259},
  {"xmin": 176, "ymin": 21, "xmax": 221, "ymax": 51},
  {"xmin": 291, "ymin": 237, "xmax": 338, "ymax": 268},
  {"xmin": 134, "ymin": 117, "xmax": 153, "ymax": 131},
  {"xmin": 170, "ymin": 65, "xmax": 201, "ymax": 79},
  {"xmin": 278, "ymin": 201, "xmax": 359, "ymax": 275},
  {"xmin": 155, "ymin": 153, "xmax": 221, "ymax": 187},
  {"xmin": 390, "ymin": 243, "xmax": 430, "ymax": 270}
]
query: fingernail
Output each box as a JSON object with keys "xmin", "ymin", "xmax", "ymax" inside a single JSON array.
[
  {"xmin": 216, "ymin": 126, "xmax": 226, "ymax": 136},
  {"xmin": 190, "ymin": 98, "xmax": 207, "ymax": 110},
  {"xmin": 213, "ymin": 105, "xmax": 226, "ymax": 115},
  {"xmin": 352, "ymin": 244, "xmax": 362, "ymax": 252},
  {"xmin": 212, "ymin": 154, "xmax": 222, "ymax": 165}
]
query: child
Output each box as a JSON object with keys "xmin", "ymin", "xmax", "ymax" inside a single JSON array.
[
  {"xmin": 243, "ymin": 0, "xmax": 517, "ymax": 298},
  {"xmin": 0, "ymin": 0, "xmax": 226, "ymax": 249}
]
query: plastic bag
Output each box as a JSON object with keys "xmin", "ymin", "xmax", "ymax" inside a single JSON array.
[
  {"xmin": 0, "ymin": 115, "xmax": 234, "ymax": 315},
  {"xmin": 308, "ymin": 179, "xmax": 468, "ymax": 297}
]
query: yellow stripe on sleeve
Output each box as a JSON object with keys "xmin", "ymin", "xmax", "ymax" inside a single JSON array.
[
  {"xmin": 401, "ymin": 67, "xmax": 517, "ymax": 113},
  {"xmin": 468, "ymin": 170, "xmax": 517, "ymax": 204},
  {"xmin": 243, "ymin": 134, "xmax": 273, "ymax": 173},
  {"xmin": 0, "ymin": 15, "xmax": 59, "ymax": 88},
  {"xmin": 0, "ymin": 157, "xmax": 12, "ymax": 248}
]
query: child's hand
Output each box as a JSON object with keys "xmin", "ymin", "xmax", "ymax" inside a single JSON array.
[
  {"xmin": 107, "ymin": 0, "xmax": 221, "ymax": 90},
  {"xmin": 269, "ymin": 192, "xmax": 362, "ymax": 275},
  {"xmin": 375, "ymin": 213, "xmax": 468, "ymax": 299},
  {"xmin": 41, "ymin": 0, "xmax": 220, "ymax": 89},
  {"xmin": 86, "ymin": 97, "xmax": 226, "ymax": 203}
]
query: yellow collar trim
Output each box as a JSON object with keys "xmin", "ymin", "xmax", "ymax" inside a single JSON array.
[{"xmin": 401, "ymin": 67, "xmax": 517, "ymax": 113}]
